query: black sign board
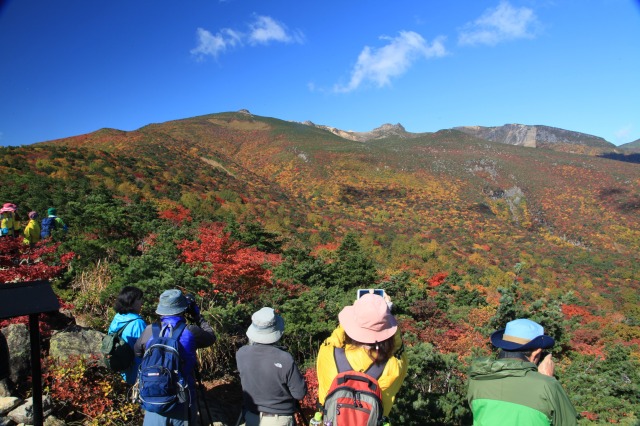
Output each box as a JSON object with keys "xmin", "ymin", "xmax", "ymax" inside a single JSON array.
[{"xmin": 0, "ymin": 280, "xmax": 60, "ymax": 319}]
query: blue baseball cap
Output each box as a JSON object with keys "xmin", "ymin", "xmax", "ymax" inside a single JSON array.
[{"xmin": 491, "ymin": 318, "xmax": 555, "ymax": 351}]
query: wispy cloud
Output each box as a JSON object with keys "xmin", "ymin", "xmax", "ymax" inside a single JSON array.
[
  {"xmin": 248, "ymin": 16, "xmax": 304, "ymax": 45},
  {"xmin": 614, "ymin": 125, "xmax": 634, "ymax": 143},
  {"xmin": 191, "ymin": 15, "xmax": 303, "ymax": 60},
  {"xmin": 333, "ymin": 31, "xmax": 447, "ymax": 93},
  {"xmin": 458, "ymin": 1, "xmax": 539, "ymax": 46}
]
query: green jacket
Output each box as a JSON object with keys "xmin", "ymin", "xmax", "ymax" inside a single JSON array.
[{"xmin": 467, "ymin": 357, "xmax": 578, "ymax": 426}]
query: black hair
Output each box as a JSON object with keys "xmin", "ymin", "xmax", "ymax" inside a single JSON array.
[
  {"xmin": 344, "ymin": 334, "xmax": 396, "ymax": 363},
  {"xmin": 114, "ymin": 286, "xmax": 144, "ymax": 314}
]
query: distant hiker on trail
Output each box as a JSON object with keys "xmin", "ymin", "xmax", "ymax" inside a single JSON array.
[
  {"xmin": 236, "ymin": 307, "xmax": 307, "ymax": 426},
  {"xmin": 0, "ymin": 203, "xmax": 17, "ymax": 237},
  {"xmin": 23, "ymin": 211, "xmax": 41, "ymax": 246},
  {"xmin": 107, "ymin": 286, "xmax": 146, "ymax": 385},
  {"xmin": 40, "ymin": 207, "xmax": 68, "ymax": 239},
  {"xmin": 467, "ymin": 318, "xmax": 579, "ymax": 425},
  {"xmin": 316, "ymin": 292, "xmax": 408, "ymax": 421},
  {"xmin": 134, "ymin": 289, "xmax": 216, "ymax": 426}
]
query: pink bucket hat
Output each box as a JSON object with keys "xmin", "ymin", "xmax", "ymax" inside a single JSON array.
[
  {"xmin": 338, "ymin": 293, "xmax": 397, "ymax": 344},
  {"xmin": 0, "ymin": 203, "xmax": 17, "ymax": 213}
]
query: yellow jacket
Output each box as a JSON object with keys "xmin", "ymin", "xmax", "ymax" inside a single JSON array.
[
  {"xmin": 23, "ymin": 219, "xmax": 41, "ymax": 245},
  {"xmin": 316, "ymin": 325, "xmax": 408, "ymax": 417},
  {"xmin": 1, "ymin": 213, "xmax": 15, "ymax": 236}
]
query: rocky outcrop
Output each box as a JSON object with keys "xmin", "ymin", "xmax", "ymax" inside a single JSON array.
[
  {"xmin": 4, "ymin": 396, "xmax": 52, "ymax": 425},
  {"xmin": 455, "ymin": 124, "xmax": 614, "ymax": 149},
  {"xmin": 0, "ymin": 322, "xmax": 68, "ymax": 425},
  {"xmin": 0, "ymin": 324, "xmax": 30, "ymax": 390},
  {"xmin": 48, "ymin": 326, "xmax": 104, "ymax": 362},
  {"xmin": 301, "ymin": 121, "xmax": 420, "ymax": 142}
]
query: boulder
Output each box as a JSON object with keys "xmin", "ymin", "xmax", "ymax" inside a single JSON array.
[
  {"xmin": 48, "ymin": 326, "xmax": 104, "ymax": 361},
  {"xmin": 0, "ymin": 379, "xmax": 12, "ymax": 398},
  {"xmin": 6, "ymin": 395, "xmax": 51, "ymax": 425},
  {"xmin": 0, "ymin": 397, "xmax": 21, "ymax": 415},
  {"xmin": 0, "ymin": 324, "xmax": 30, "ymax": 388},
  {"xmin": 44, "ymin": 415, "xmax": 66, "ymax": 426}
]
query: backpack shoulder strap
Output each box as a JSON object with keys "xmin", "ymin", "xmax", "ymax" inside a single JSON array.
[
  {"xmin": 333, "ymin": 347, "xmax": 353, "ymax": 373},
  {"xmin": 151, "ymin": 322, "xmax": 161, "ymax": 339},
  {"xmin": 334, "ymin": 346, "xmax": 388, "ymax": 379},
  {"xmin": 113, "ymin": 319, "xmax": 136, "ymax": 336},
  {"xmin": 364, "ymin": 359, "xmax": 388, "ymax": 380},
  {"xmin": 171, "ymin": 321, "xmax": 187, "ymax": 339}
]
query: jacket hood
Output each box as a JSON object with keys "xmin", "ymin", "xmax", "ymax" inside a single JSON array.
[
  {"xmin": 108, "ymin": 312, "xmax": 143, "ymax": 334},
  {"xmin": 469, "ymin": 357, "xmax": 538, "ymax": 380}
]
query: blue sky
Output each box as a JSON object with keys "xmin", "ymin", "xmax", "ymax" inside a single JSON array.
[{"xmin": 1, "ymin": 0, "xmax": 639, "ymax": 147}]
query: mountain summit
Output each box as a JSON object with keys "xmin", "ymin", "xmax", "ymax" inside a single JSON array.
[{"xmin": 301, "ymin": 121, "xmax": 417, "ymax": 142}]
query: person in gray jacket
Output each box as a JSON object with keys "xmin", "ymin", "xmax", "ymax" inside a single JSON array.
[{"xmin": 236, "ymin": 307, "xmax": 307, "ymax": 426}]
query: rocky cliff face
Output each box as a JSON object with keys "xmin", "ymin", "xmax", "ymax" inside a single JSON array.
[{"xmin": 454, "ymin": 124, "xmax": 615, "ymax": 149}]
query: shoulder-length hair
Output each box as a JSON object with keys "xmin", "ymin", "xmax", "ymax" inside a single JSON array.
[
  {"xmin": 344, "ymin": 334, "xmax": 396, "ymax": 364},
  {"xmin": 114, "ymin": 286, "xmax": 144, "ymax": 314}
]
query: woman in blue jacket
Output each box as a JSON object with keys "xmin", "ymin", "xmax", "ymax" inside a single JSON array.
[{"xmin": 108, "ymin": 286, "xmax": 146, "ymax": 385}]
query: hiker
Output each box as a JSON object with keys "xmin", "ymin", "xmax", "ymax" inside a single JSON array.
[
  {"xmin": 23, "ymin": 211, "xmax": 41, "ymax": 246},
  {"xmin": 40, "ymin": 207, "xmax": 68, "ymax": 239},
  {"xmin": 467, "ymin": 318, "xmax": 579, "ymax": 425},
  {"xmin": 0, "ymin": 203, "xmax": 17, "ymax": 237},
  {"xmin": 316, "ymin": 292, "xmax": 408, "ymax": 419},
  {"xmin": 236, "ymin": 307, "xmax": 307, "ymax": 426},
  {"xmin": 107, "ymin": 286, "xmax": 146, "ymax": 385},
  {"xmin": 134, "ymin": 289, "xmax": 216, "ymax": 425}
]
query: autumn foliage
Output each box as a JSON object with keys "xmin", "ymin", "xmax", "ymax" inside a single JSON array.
[{"xmin": 178, "ymin": 223, "xmax": 283, "ymax": 301}]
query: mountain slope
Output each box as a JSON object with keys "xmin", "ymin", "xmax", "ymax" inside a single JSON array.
[
  {"xmin": 619, "ymin": 138, "xmax": 640, "ymax": 152},
  {"xmin": 40, "ymin": 112, "xmax": 639, "ymax": 261}
]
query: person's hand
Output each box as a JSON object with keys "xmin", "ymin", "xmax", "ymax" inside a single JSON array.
[
  {"xmin": 537, "ymin": 353, "xmax": 555, "ymax": 377},
  {"xmin": 185, "ymin": 294, "xmax": 201, "ymax": 322},
  {"xmin": 383, "ymin": 292, "xmax": 393, "ymax": 311}
]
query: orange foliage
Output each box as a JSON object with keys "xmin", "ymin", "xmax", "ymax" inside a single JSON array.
[
  {"xmin": 428, "ymin": 272, "xmax": 448, "ymax": 288},
  {"xmin": 178, "ymin": 223, "xmax": 282, "ymax": 301}
]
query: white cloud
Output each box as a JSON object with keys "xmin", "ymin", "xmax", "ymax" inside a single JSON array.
[
  {"xmin": 190, "ymin": 28, "xmax": 242, "ymax": 59},
  {"xmin": 333, "ymin": 31, "xmax": 447, "ymax": 93},
  {"xmin": 248, "ymin": 16, "xmax": 303, "ymax": 45},
  {"xmin": 191, "ymin": 15, "xmax": 303, "ymax": 60},
  {"xmin": 614, "ymin": 125, "xmax": 633, "ymax": 141},
  {"xmin": 458, "ymin": 1, "xmax": 539, "ymax": 46}
]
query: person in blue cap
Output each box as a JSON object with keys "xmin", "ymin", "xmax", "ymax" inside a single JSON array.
[{"xmin": 467, "ymin": 318, "xmax": 578, "ymax": 425}]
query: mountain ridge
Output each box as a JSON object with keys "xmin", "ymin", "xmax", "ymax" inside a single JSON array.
[{"xmin": 300, "ymin": 117, "xmax": 618, "ymax": 153}]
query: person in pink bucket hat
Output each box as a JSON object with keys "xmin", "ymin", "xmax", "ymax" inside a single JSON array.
[
  {"xmin": 0, "ymin": 203, "xmax": 18, "ymax": 237},
  {"xmin": 316, "ymin": 292, "xmax": 407, "ymax": 418}
]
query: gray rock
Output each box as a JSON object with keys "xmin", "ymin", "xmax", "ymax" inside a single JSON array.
[
  {"xmin": 44, "ymin": 415, "xmax": 66, "ymax": 426},
  {"xmin": 6, "ymin": 395, "xmax": 51, "ymax": 425},
  {"xmin": 0, "ymin": 397, "xmax": 21, "ymax": 415},
  {"xmin": 0, "ymin": 415, "xmax": 15, "ymax": 426},
  {"xmin": 0, "ymin": 379, "xmax": 13, "ymax": 398},
  {"xmin": 0, "ymin": 325, "xmax": 30, "ymax": 388},
  {"xmin": 48, "ymin": 326, "xmax": 104, "ymax": 361}
]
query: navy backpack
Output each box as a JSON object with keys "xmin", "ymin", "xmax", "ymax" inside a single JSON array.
[{"xmin": 137, "ymin": 322, "xmax": 189, "ymax": 414}]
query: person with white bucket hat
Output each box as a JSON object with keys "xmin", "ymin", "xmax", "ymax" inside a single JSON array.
[{"xmin": 236, "ymin": 307, "xmax": 307, "ymax": 426}]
